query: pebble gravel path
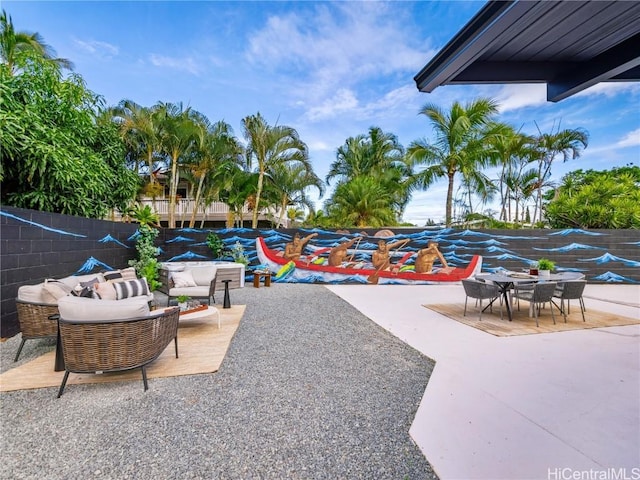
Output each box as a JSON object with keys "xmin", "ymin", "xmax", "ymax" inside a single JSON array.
[{"xmin": 1, "ymin": 284, "xmax": 438, "ymax": 479}]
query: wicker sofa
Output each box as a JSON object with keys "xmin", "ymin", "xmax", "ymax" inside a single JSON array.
[
  {"xmin": 14, "ymin": 268, "xmax": 154, "ymax": 362},
  {"xmin": 55, "ymin": 296, "xmax": 179, "ymax": 397},
  {"xmin": 157, "ymin": 263, "xmax": 219, "ymax": 306}
]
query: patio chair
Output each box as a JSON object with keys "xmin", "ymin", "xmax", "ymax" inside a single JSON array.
[
  {"xmin": 56, "ymin": 302, "xmax": 180, "ymax": 397},
  {"xmin": 552, "ymin": 280, "xmax": 587, "ymax": 322},
  {"xmin": 13, "ymin": 299, "xmax": 59, "ymax": 362},
  {"xmin": 513, "ymin": 282, "xmax": 558, "ymax": 327},
  {"xmin": 461, "ymin": 279, "xmax": 502, "ymax": 321}
]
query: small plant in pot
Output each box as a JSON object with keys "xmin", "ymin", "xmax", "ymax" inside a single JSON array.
[
  {"xmin": 177, "ymin": 295, "xmax": 191, "ymax": 311},
  {"xmin": 536, "ymin": 258, "xmax": 555, "ymax": 277}
]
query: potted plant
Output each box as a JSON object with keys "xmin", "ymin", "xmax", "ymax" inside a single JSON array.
[
  {"xmin": 537, "ymin": 258, "xmax": 555, "ymax": 278},
  {"xmin": 177, "ymin": 295, "xmax": 191, "ymax": 311}
]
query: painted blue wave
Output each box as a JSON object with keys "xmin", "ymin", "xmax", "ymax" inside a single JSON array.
[
  {"xmin": 442, "ymin": 244, "xmax": 475, "ymax": 251},
  {"xmin": 1, "ymin": 210, "xmax": 87, "ymax": 237},
  {"xmin": 190, "ymin": 241, "xmax": 208, "ymax": 246},
  {"xmin": 166, "ymin": 236, "xmax": 195, "ymax": 243},
  {"xmin": 454, "ymin": 230, "xmax": 492, "ymax": 237},
  {"xmin": 98, "ymin": 234, "xmax": 129, "ymax": 248},
  {"xmin": 533, "ymin": 243, "xmax": 605, "ymax": 252},
  {"xmin": 555, "ymin": 267, "xmax": 588, "ymax": 272},
  {"xmin": 443, "ymin": 252, "xmax": 471, "ymax": 263},
  {"xmin": 261, "ymin": 231, "xmax": 293, "ymax": 243},
  {"xmin": 548, "ymin": 229, "xmax": 605, "ymax": 236},
  {"xmin": 167, "ymin": 251, "xmax": 208, "ymax": 262},
  {"xmin": 216, "ymin": 227, "xmax": 254, "ymax": 235},
  {"xmin": 486, "ymin": 253, "xmax": 535, "ymax": 263},
  {"xmin": 127, "ymin": 231, "xmax": 141, "ymax": 242},
  {"xmin": 484, "ymin": 246, "xmax": 516, "ymax": 254},
  {"xmin": 624, "ymin": 241, "xmax": 640, "ymax": 246},
  {"xmin": 592, "ymin": 272, "xmax": 638, "ymax": 283},
  {"xmin": 176, "ymin": 227, "xmax": 208, "ymax": 233},
  {"xmin": 76, "ymin": 256, "xmax": 113, "ymax": 274},
  {"xmin": 494, "ymin": 234, "xmax": 545, "ymax": 240},
  {"xmin": 577, "ymin": 253, "xmax": 640, "ymax": 267}
]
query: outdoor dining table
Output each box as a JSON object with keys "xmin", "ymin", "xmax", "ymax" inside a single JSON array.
[{"xmin": 481, "ymin": 272, "xmax": 569, "ymax": 321}]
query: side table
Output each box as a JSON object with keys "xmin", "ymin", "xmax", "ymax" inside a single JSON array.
[{"xmin": 253, "ymin": 271, "xmax": 272, "ymax": 288}]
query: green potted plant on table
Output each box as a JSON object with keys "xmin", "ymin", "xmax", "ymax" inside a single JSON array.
[
  {"xmin": 176, "ymin": 295, "xmax": 191, "ymax": 311},
  {"xmin": 536, "ymin": 258, "xmax": 555, "ymax": 278}
]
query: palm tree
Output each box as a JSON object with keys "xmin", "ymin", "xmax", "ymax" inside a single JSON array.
[
  {"xmin": 325, "ymin": 176, "xmax": 397, "ymax": 228},
  {"xmin": 242, "ymin": 112, "xmax": 311, "ymax": 228},
  {"xmin": 531, "ymin": 126, "xmax": 589, "ymax": 224},
  {"xmin": 113, "ymin": 100, "xmax": 164, "ymax": 184},
  {"xmin": 266, "ymin": 162, "xmax": 324, "ymax": 228},
  {"xmin": 486, "ymin": 125, "xmax": 537, "ymax": 222},
  {"xmin": 156, "ymin": 102, "xmax": 200, "ymax": 228},
  {"xmin": 407, "ymin": 98, "xmax": 499, "ymax": 227},
  {"xmin": 187, "ymin": 118, "xmax": 243, "ymax": 227},
  {"xmin": 1, "ymin": 9, "xmax": 73, "ymax": 74},
  {"xmin": 326, "ymin": 126, "xmax": 411, "ymax": 225}
]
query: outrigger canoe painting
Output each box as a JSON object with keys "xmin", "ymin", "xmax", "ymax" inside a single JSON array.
[{"xmin": 255, "ymin": 237, "xmax": 483, "ymax": 285}]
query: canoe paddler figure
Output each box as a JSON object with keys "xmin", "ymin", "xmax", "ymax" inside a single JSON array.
[
  {"xmin": 283, "ymin": 232, "xmax": 318, "ymax": 261},
  {"xmin": 328, "ymin": 237, "xmax": 360, "ymax": 267},
  {"xmin": 415, "ymin": 241, "xmax": 450, "ymax": 274},
  {"xmin": 371, "ymin": 238, "xmax": 410, "ymax": 271}
]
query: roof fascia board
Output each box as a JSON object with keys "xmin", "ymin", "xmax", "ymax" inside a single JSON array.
[
  {"xmin": 547, "ymin": 32, "xmax": 640, "ymax": 101},
  {"xmin": 414, "ymin": 1, "xmax": 527, "ymax": 92}
]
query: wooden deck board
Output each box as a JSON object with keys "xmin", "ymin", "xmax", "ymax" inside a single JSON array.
[
  {"xmin": 0, "ymin": 305, "xmax": 244, "ymax": 393},
  {"xmin": 423, "ymin": 303, "xmax": 639, "ymax": 336}
]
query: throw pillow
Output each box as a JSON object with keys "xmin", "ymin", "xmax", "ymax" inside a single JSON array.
[
  {"xmin": 119, "ymin": 267, "xmax": 137, "ymax": 281},
  {"xmin": 171, "ymin": 270, "xmax": 197, "ymax": 288},
  {"xmin": 42, "ymin": 279, "xmax": 73, "ymax": 303},
  {"xmin": 93, "ymin": 281, "xmax": 117, "ymax": 300},
  {"xmin": 103, "ymin": 271, "xmax": 124, "ymax": 282},
  {"xmin": 80, "ymin": 277, "xmax": 100, "ymax": 288},
  {"xmin": 113, "ymin": 278, "xmax": 150, "ymax": 300}
]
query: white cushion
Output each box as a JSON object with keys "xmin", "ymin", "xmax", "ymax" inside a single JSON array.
[
  {"xmin": 58, "ymin": 296, "xmax": 150, "ymax": 321},
  {"xmin": 169, "ymin": 286, "xmax": 210, "ymax": 297},
  {"xmin": 17, "ymin": 283, "xmax": 47, "ymax": 303},
  {"xmin": 171, "ymin": 270, "xmax": 197, "ymax": 288},
  {"xmin": 188, "ymin": 266, "xmax": 217, "ymax": 286},
  {"xmin": 42, "ymin": 280, "xmax": 73, "ymax": 303}
]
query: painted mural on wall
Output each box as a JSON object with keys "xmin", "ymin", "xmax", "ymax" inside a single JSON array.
[{"xmin": 2, "ymin": 209, "xmax": 639, "ymax": 285}]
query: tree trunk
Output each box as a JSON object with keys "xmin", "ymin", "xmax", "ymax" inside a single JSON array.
[{"xmin": 445, "ymin": 172, "xmax": 455, "ymax": 227}]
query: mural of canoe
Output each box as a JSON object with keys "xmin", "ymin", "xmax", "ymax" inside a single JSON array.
[{"xmin": 255, "ymin": 237, "xmax": 483, "ymax": 285}]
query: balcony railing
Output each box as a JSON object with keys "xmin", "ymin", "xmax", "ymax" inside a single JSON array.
[{"xmin": 109, "ymin": 198, "xmax": 288, "ymax": 227}]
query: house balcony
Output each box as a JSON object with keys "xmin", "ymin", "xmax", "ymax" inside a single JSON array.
[{"xmin": 108, "ymin": 198, "xmax": 289, "ymax": 228}]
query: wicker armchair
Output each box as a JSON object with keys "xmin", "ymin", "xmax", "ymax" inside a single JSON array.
[
  {"xmin": 14, "ymin": 299, "xmax": 59, "ymax": 362},
  {"xmin": 57, "ymin": 307, "xmax": 180, "ymax": 397}
]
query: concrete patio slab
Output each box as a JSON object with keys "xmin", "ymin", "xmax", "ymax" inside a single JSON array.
[{"xmin": 327, "ymin": 284, "xmax": 640, "ymax": 480}]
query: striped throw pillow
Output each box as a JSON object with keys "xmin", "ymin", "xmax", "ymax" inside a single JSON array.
[{"xmin": 113, "ymin": 278, "xmax": 150, "ymax": 300}]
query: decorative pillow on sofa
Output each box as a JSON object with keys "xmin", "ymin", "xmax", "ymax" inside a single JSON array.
[
  {"xmin": 103, "ymin": 271, "xmax": 123, "ymax": 282},
  {"xmin": 93, "ymin": 281, "xmax": 117, "ymax": 300},
  {"xmin": 113, "ymin": 278, "xmax": 150, "ymax": 300},
  {"xmin": 170, "ymin": 270, "xmax": 197, "ymax": 288},
  {"xmin": 119, "ymin": 267, "xmax": 137, "ymax": 281},
  {"xmin": 42, "ymin": 279, "xmax": 73, "ymax": 303}
]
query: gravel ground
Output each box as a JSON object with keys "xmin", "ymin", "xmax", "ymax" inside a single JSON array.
[{"xmin": 0, "ymin": 284, "xmax": 438, "ymax": 480}]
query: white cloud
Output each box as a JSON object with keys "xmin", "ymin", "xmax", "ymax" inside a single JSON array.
[
  {"xmin": 616, "ymin": 128, "xmax": 640, "ymax": 148},
  {"xmin": 73, "ymin": 38, "xmax": 119, "ymax": 58},
  {"xmin": 306, "ymin": 88, "xmax": 359, "ymax": 121},
  {"xmin": 149, "ymin": 54, "xmax": 201, "ymax": 75},
  {"xmin": 493, "ymin": 84, "xmax": 547, "ymax": 113},
  {"xmin": 245, "ymin": 3, "xmax": 433, "ymax": 121},
  {"xmin": 575, "ymin": 81, "xmax": 640, "ymax": 98}
]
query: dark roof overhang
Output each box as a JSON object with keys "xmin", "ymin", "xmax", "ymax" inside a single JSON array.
[{"xmin": 414, "ymin": 1, "xmax": 640, "ymax": 102}]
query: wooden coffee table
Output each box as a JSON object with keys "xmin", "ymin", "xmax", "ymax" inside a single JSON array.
[{"xmin": 179, "ymin": 305, "xmax": 220, "ymax": 329}]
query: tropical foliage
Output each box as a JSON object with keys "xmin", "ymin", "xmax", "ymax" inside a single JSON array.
[
  {"xmin": 5, "ymin": 10, "xmax": 619, "ymax": 231},
  {"xmin": 0, "ymin": 40, "xmax": 139, "ymax": 217},
  {"xmin": 545, "ymin": 167, "xmax": 640, "ymax": 228}
]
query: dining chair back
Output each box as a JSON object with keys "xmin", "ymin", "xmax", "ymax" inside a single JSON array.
[
  {"xmin": 461, "ymin": 279, "xmax": 502, "ymax": 321},
  {"xmin": 553, "ymin": 280, "xmax": 587, "ymax": 322},
  {"xmin": 514, "ymin": 281, "xmax": 558, "ymax": 327}
]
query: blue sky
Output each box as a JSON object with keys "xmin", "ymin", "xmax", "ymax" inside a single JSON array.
[{"xmin": 6, "ymin": 1, "xmax": 639, "ymax": 225}]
